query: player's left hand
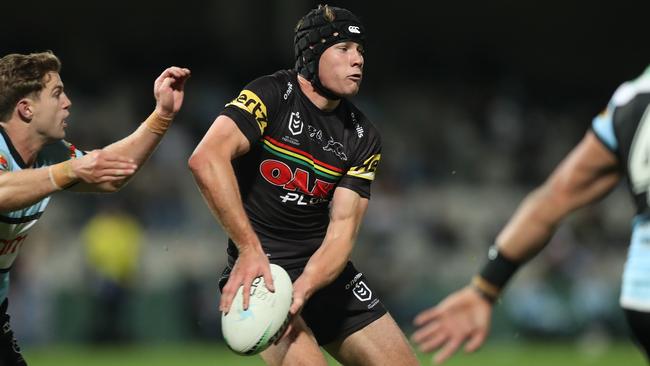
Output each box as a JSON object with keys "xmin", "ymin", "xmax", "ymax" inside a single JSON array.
[
  {"xmin": 154, "ymin": 66, "xmax": 191, "ymax": 119},
  {"xmin": 411, "ymin": 286, "xmax": 492, "ymax": 364}
]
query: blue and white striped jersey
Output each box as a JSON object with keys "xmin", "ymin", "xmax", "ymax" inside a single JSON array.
[{"xmin": 0, "ymin": 128, "xmax": 84, "ymax": 301}]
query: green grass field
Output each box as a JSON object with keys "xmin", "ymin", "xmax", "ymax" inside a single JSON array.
[{"xmin": 21, "ymin": 341, "xmax": 646, "ymax": 365}]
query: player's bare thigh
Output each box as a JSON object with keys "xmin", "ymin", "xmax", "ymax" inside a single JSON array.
[
  {"xmin": 260, "ymin": 315, "xmax": 328, "ymax": 366},
  {"xmin": 323, "ymin": 313, "xmax": 419, "ymax": 366}
]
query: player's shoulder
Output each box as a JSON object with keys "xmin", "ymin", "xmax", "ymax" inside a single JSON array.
[{"xmin": 611, "ymin": 65, "xmax": 650, "ymax": 107}]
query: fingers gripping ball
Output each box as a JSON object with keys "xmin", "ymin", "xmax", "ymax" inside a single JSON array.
[{"xmin": 221, "ymin": 264, "xmax": 293, "ymax": 355}]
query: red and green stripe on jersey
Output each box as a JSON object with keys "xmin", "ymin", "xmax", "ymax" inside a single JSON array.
[{"xmin": 262, "ymin": 136, "xmax": 343, "ymax": 181}]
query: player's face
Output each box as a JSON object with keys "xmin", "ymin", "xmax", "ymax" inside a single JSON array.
[
  {"xmin": 30, "ymin": 72, "xmax": 71, "ymax": 141},
  {"xmin": 318, "ymin": 41, "xmax": 364, "ymax": 97}
]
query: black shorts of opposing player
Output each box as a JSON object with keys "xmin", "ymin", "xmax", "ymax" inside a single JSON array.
[
  {"xmin": 0, "ymin": 300, "xmax": 27, "ymax": 366},
  {"xmin": 624, "ymin": 308, "xmax": 650, "ymax": 360},
  {"xmin": 219, "ymin": 262, "xmax": 386, "ymax": 345},
  {"xmin": 294, "ymin": 5, "xmax": 365, "ymax": 100}
]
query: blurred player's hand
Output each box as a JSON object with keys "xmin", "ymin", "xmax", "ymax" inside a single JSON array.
[
  {"xmin": 71, "ymin": 149, "xmax": 137, "ymax": 184},
  {"xmin": 220, "ymin": 246, "xmax": 275, "ymax": 314},
  {"xmin": 153, "ymin": 66, "xmax": 191, "ymax": 119},
  {"xmin": 412, "ymin": 286, "xmax": 493, "ymax": 364}
]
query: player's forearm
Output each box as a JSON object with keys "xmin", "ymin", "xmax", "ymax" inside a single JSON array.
[
  {"xmin": 300, "ymin": 210, "xmax": 361, "ymax": 294},
  {"xmin": 189, "ymin": 155, "xmax": 262, "ymax": 252},
  {"xmin": 0, "ymin": 168, "xmax": 60, "ymax": 211},
  {"xmin": 85, "ymin": 113, "xmax": 169, "ymax": 192},
  {"xmin": 496, "ymin": 185, "xmax": 566, "ymax": 260},
  {"xmin": 103, "ymin": 115, "xmax": 166, "ymax": 169},
  {"xmin": 302, "ymin": 238, "xmax": 354, "ymax": 294}
]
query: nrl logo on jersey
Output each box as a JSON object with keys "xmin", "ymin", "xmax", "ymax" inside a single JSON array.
[{"xmin": 289, "ymin": 112, "xmax": 303, "ymax": 136}]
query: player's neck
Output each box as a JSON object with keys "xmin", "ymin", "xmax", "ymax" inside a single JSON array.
[
  {"xmin": 0, "ymin": 120, "xmax": 46, "ymax": 166},
  {"xmin": 298, "ymin": 75, "xmax": 340, "ymax": 112}
]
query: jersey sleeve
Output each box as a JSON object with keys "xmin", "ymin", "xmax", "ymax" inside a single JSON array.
[
  {"xmin": 591, "ymin": 94, "xmax": 620, "ymax": 153},
  {"xmin": 591, "ymin": 73, "xmax": 650, "ymax": 154},
  {"xmin": 37, "ymin": 140, "xmax": 85, "ymax": 167},
  {"xmin": 337, "ymin": 129, "xmax": 382, "ymax": 199},
  {"xmin": 220, "ymin": 75, "xmax": 281, "ymax": 144}
]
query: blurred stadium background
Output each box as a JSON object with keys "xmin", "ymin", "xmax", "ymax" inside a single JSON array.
[{"xmin": 2, "ymin": 0, "xmax": 650, "ymax": 364}]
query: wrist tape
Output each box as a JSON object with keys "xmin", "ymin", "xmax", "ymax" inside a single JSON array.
[
  {"xmin": 145, "ymin": 111, "xmax": 173, "ymax": 135},
  {"xmin": 48, "ymin": 160, "xmax": 76, "ymax": 190}
]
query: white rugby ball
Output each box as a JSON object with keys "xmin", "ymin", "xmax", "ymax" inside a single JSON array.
[{"xmin": 221, "ymin": 264, "xmax": 293, "ymax": 355}]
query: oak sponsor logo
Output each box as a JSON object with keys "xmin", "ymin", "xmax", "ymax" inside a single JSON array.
[
  {"xmin": 226, "ymin": 90, "xmax": 268, "ymax": 133},
  {"xmin": 347, "ymin": 154, "xmax": 380, "ymax": 180},
  {"xmin": 259, "ymin": 159, "xmax": 335, "ymax": 205}
]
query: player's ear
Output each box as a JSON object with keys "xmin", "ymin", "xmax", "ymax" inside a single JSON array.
[{"xmin": 16, "ymin": 99, "xmax": 33, "ymax": 122}]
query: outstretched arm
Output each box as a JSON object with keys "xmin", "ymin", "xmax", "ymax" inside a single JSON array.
[
  {"xmin": 188, "ymin": 115, "xmax": 275, "ymax": 313},
  {"xmin": 71, "ymin": 66, "xmax": 191, "ymax": 192},
  {"xmin": 0, "ymin": 67, "xmax": 190, "ymax": 210},
  {"xmin": 412, "ymin": 131, "xmax": 621, "ymax": 364}
]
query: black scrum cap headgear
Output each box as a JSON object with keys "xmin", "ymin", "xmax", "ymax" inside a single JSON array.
[{"xmin": 294, "ymin": 5, "xmax": 365, "ymax": 99}]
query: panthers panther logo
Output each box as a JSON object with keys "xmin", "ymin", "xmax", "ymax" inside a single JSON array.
[{"xmin": 323, "ymin": 138, "xmax": 347, "ymax": 161}]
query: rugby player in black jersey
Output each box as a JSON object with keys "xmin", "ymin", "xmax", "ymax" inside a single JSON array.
[
  {"xmin": 189, "ymin": 5, "xmax": 418, "ymax": 366},
  {"xmin": 0, "ymin": 51, "xmax": 190, "ymax": 365},
  {"xmin": 413, "ymin": 66, "xmax": 650, "ymax": 364}
]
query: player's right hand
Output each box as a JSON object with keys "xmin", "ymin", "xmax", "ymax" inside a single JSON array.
[
  {"xmin": 71, "ymin": 149, "xmax": 137, "ymax": 184},
  {"xmin": 220, "ymin": 246, "xmax": 275, "ymax": 314},
  {"xmin": 154, "ymin": 66, "xmax": 191, "ymax": 119},
  {"xmin": 411, "ymin": 286, "xmax": 493, "ymax": 364}
]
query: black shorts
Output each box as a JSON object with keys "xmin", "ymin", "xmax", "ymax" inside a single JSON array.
[
  {"xmin": 219, "ymin": 261, "xmax": 387, "ymax": 345},
  {"xmin": 623, "ymin": 308, "xmax": 650, "ymax": 360},
  {"xmin": 0, "ymin": 299, "xmax": 27, "ymax": 366}
]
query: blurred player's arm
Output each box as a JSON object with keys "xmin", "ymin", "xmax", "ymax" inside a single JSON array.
[
  {"xmin": 188, "ymin": 114, "xmax": 274, "ymax": 313},
  {"xmin": 495, "ymin": 130, "xmax": 620, "ymax": 261},
  {"xmin": 290, "ymin": 187, "xmax": 368, "ymax": 315},
  {"xmin": 70, "ymin": 66, "xmax": 190, "ymax": 193},
  {"xmin": 412, "ymin": 130, "xmax": 621, "ymax": 364}
]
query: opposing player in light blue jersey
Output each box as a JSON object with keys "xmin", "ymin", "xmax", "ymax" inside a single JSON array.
[
  {"xmin": 0, "ymin": 51, "xmax": 190, "ymax": 365},
  {"xmin": 412, "ymin": 65, "xmax": 650, "ymax": 364}
]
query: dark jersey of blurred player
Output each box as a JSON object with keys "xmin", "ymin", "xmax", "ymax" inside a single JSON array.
[{"xmin": 221, "ymin": 69, "xmax": 381, "ymax": 269}]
